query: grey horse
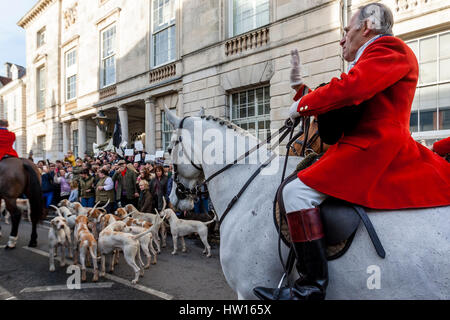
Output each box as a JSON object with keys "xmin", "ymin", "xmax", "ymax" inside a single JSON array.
[{"xmin": 165, "ymin": 106, "xmax": 450, "ymax": 300}]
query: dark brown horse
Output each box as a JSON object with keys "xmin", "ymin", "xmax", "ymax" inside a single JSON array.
[
  {"xmin": 288, "ymin": 117, "xmax": 330, "ymax": 156},
  {"xmin": 0, "ymin": 157, "xmax": 43, "ymax": 249}
]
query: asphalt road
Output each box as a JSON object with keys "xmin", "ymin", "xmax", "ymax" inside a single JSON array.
[{"xmin": 0, "ymin": 219, "xmax": 236, "ymax": 300}]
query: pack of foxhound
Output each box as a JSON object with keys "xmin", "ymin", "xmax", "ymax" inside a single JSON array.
[{"xmin": 1, "ymin": 198, "xmax": 217, "ymax": 284}]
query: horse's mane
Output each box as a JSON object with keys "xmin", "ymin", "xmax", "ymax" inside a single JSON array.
[{"xmin": 199, "ymin": 115, "xmax": 257, "ymax": 140}]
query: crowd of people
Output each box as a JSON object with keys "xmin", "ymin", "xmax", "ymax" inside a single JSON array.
[{"xmin": 32, "ymin": 150, "xmax": 211, "ymax": 218}]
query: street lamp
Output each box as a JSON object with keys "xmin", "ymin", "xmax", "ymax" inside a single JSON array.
[{"xmin": 93, "ymin": 110, "xmax": 109, "ymax": 131}]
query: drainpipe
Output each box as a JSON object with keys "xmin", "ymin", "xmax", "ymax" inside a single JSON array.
[{"xmin": 342, "ymin": 0, "xmax": 348, "ymax": 72}]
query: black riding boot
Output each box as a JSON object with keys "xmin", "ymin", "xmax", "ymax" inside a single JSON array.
[{"xmin": 253, "ymin": 208, "xmax": 328, "ymax": 300}]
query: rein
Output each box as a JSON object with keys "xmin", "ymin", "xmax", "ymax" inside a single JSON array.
[{"xmin": 172, "ymin": 115, "xmax": 301, "ymax": 226}]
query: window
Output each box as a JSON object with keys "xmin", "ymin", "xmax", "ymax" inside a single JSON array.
[
  {"xmin": 231, "ymin": 0, "xmax": 269, "ymax": 37},
  {"xmin": 407, "ymin": 31, "xmax": 450, "ymax": 133},
  {"xmin": 152, "ymin": 0, "xmax": 176, "ymax": 67},
  {"xmin": 73, "ymin": 129, "xmax": 79, "ymax": 157},
  {"xmin": 66, "ymin": 49, "xmax": 77, "ymax": 101},
  {"xmin": 101, "ymin": 25, "xmax": 116, "ymax": 88},
  {"xmin": 161, "ymin": 110, "xmax": 175, "ymax": 151},
  {"xmin": 36, "ymin": 135, "xmax": 46, "ymax": 160},
  {"xmin": 230, "ymin": 86, "xmax": 271, "ymax": 141},
  {"xmin": 37, "ymin": 66, "xmax": 46, "ymax": 111},
  {"xmin": 37, "ymin": 28, "xmax": 46, "ymax": 47}
]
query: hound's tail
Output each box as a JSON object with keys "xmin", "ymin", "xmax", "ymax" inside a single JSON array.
[
  {"xmin": 203, "ymin": 210, "xmax": 218, "ymax": 226},
  {"xmin": 131, "ymin": 228, "xmax": 153, "ymax": 240},
  {"xmin": 50, "ymin": 205, "xmax": 63, "ymax": 217}
]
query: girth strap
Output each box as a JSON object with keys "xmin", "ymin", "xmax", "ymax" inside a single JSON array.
[{"xmin": 352, "ymin": 205, "xmax": 386, "ymax": 259}]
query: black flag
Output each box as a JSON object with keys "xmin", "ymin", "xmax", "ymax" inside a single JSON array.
[{"xmin": 112, "ymin": 111, "xmax": 122, "ymax": 148}]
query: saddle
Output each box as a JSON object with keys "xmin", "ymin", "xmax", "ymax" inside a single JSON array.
[{"xmin": 274, "ymin": 154, "xmax": 385, "ymax": 261}]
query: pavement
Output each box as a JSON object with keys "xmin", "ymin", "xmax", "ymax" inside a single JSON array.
[{"xmin": 0, "ymin": 218, "xmax": 236, "ymax": 300}]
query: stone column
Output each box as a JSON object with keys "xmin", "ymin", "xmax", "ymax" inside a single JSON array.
[
  {"xmin": 118, "ymin": 105, "xmax": 129, "ymax": 147},
  {"xmin": 62, "ymin": 122, "xmax": 70, "ymax": 155},
  {"xmin": 78, "ymin": 118, "xmax": 87, "ymax": 158},
  {"xmin": 177, "ymin": 88, "xmax": 184, "ymax": 117},
  {"xmin": 96, "ymin": 125, "xmax": 106, "ymax": 145},
  {"xmin": 145, "ymin": 97, "xmax": 156, "ymax": 154}
]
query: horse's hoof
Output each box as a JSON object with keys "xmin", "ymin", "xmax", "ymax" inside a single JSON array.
[
  {"xmin": 28, "ymin": 241, "xmax": 37, "ymax": 248},
  {"xmin": 4, "ymin": 245, "xmax": 15, "ymax": 250}
]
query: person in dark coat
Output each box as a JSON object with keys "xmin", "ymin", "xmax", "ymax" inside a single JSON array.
[
  {"xmin": 41, "ymin": 165, "xmax": 55, "ymax": 208},
  {"xmin": 112, "ymin": 160, "xmax": 139, "ymax": 208},
  {"xmin": 138, "ymin": 180, "xmax": 153, "ymax": 213},
  {"xmin": 149, "ymin": 165, "xmax": 168, "ymax": 211}
]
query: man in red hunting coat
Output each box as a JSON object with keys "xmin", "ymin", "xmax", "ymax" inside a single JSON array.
[
  {"xmin": 254, "ymin": 2, "xmax": 450, "ymax": 301},
  {"xmin": 0, "ymin": 119, "xmax": 19, "ymax": 160}
]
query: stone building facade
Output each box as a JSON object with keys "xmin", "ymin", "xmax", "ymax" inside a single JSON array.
[{"xmin": 15, "ymin": 0, "xmax": 450, "ymax": 161}]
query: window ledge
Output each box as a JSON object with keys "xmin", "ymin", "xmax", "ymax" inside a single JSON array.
[
  {"xmin": 36, "ymin": 110, "xmax": 45, "ymax": 119},
  {"xmin": 99, "ymin": 84, "xmax": 117, "ymax": 99},
  {"xmin": 65, "ymin": 100, "xmax": 77, "ymax": 111}
]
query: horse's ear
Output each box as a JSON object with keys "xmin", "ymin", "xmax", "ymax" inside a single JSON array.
[
  {"xmin": 196, "ymin": 107, "xmax": 205, "ymax": 117},
  {"xmin": 164, "ymin": 104, "xmax": 181, "ymax": 128}
]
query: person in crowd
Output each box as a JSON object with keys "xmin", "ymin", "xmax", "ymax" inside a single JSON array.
[
  {"xmin": 41, "ymin": 165, "xmax": 55, "ymax": 209},
  {"xmin": 69, "ymin": 180, "xmax": 79, "ymax": 203},
  {"xmin": 48, "ymin": 163, "xmax": 61, "ymax": 206},
  {"xmin": 72, "ymin": 158, "xmax": 84, "ymax": 183},
  {"xmin": 79, "ymin": 168, "xmax": 95, "ymax": 208},
  {"xmin": 193, "ymin": 184, "xmax": 209, "ymax": 216},
  {"xmin": 95, "ymin": 168, "xmax": 115, "ymax": 213},
  {"xmin": 138, "ymin": 180, "xmax": 153, "ymax": 213},
  {"xmin": 149, "ymin": 165, "xmax": 168, "ymax": 211},
  {"xmin": 137, "ymin": 167, "xmax": 152, "ymax": 186},
  {"xmin": 112, "ymin": 160, "xmax": 139, "ymax": 208},
  {"xmin": 64, "ymin": 150, "xmax": 76, "ymax": 166},
  {"xmin": 53, "ymin": 168, "xmax": 71, "ymax": 201}
]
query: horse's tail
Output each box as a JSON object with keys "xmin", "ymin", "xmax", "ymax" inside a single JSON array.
[{"xmin": 23, "ymin": 161, "xmax": 44, "ymax": 221}]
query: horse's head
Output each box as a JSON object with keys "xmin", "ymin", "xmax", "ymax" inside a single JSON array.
[{"xmin": 165, "ymin": 106, "xmax": 205, "ymax": 211}]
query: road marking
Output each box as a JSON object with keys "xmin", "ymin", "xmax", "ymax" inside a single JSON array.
[
  {"xmin": 22, "ymin": 246, "xmax": 174, "ymax": 300},
  {"xmin": 20, "ymin": 282, "xmax": 114, "ymax": 293},
  {"xmin": 0, "ymin": 245, "xmax": 6, "ymax": 249},
  {"xmin": 0, "ymin": 285, "xmax": 18, "ymax": 300}
]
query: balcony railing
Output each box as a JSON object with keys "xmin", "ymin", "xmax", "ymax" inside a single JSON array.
[
  {"xmin": 225, "ymin": 27, "xmax": 269, "ymax": 56},
  {"xmin": 149, "ymin": 62, "xmax": 176, "ymax": 83}
]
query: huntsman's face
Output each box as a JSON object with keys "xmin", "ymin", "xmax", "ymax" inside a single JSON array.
[{"xmin": 340, "ymin": 11, "xmax": 367, "ymax": 62}]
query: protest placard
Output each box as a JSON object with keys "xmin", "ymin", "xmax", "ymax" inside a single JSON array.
[{"xmin": 135, "ymin": 141, "xmax": 144, "ymax": 151}]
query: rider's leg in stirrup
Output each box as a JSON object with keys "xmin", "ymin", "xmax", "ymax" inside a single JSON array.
[{"xmin": 253, "ymin": 178, "xmax": 329, "ymax": 300}]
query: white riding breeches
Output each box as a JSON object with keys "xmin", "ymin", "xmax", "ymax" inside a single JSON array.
[{"xmin": 282, "ymin": 177, "xmax": 328, "ymax": 212}]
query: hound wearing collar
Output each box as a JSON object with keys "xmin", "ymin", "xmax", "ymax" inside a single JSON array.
[
  {"xmin": 98, "ymin": 221, "xmax": 151, "ymax": 284},
  {"xmin": 48, "ymin": 216, "xmax": 72, "ymax": 271},
  {"xmin": 159, "ymin": 208, "xmax": 216, "ymax": 257}
]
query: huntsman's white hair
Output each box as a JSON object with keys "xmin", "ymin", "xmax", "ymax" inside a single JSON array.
[{"xmin": 357, "ymin": 2, "xmax": 394, "ymax": 35}]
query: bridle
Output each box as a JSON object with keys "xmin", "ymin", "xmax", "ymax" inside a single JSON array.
[
  {"xmin": 170, "ymin": 114, "xmax": 309, "ymax": 226},
  {"xmin": 290, "ymin": 118, "xmax": 324, "ymax": 155}
]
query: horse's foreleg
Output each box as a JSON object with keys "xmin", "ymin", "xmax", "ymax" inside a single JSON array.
[{"xmin": 5, "ymin": 199, "xmax": 20, "ymax": 250}]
